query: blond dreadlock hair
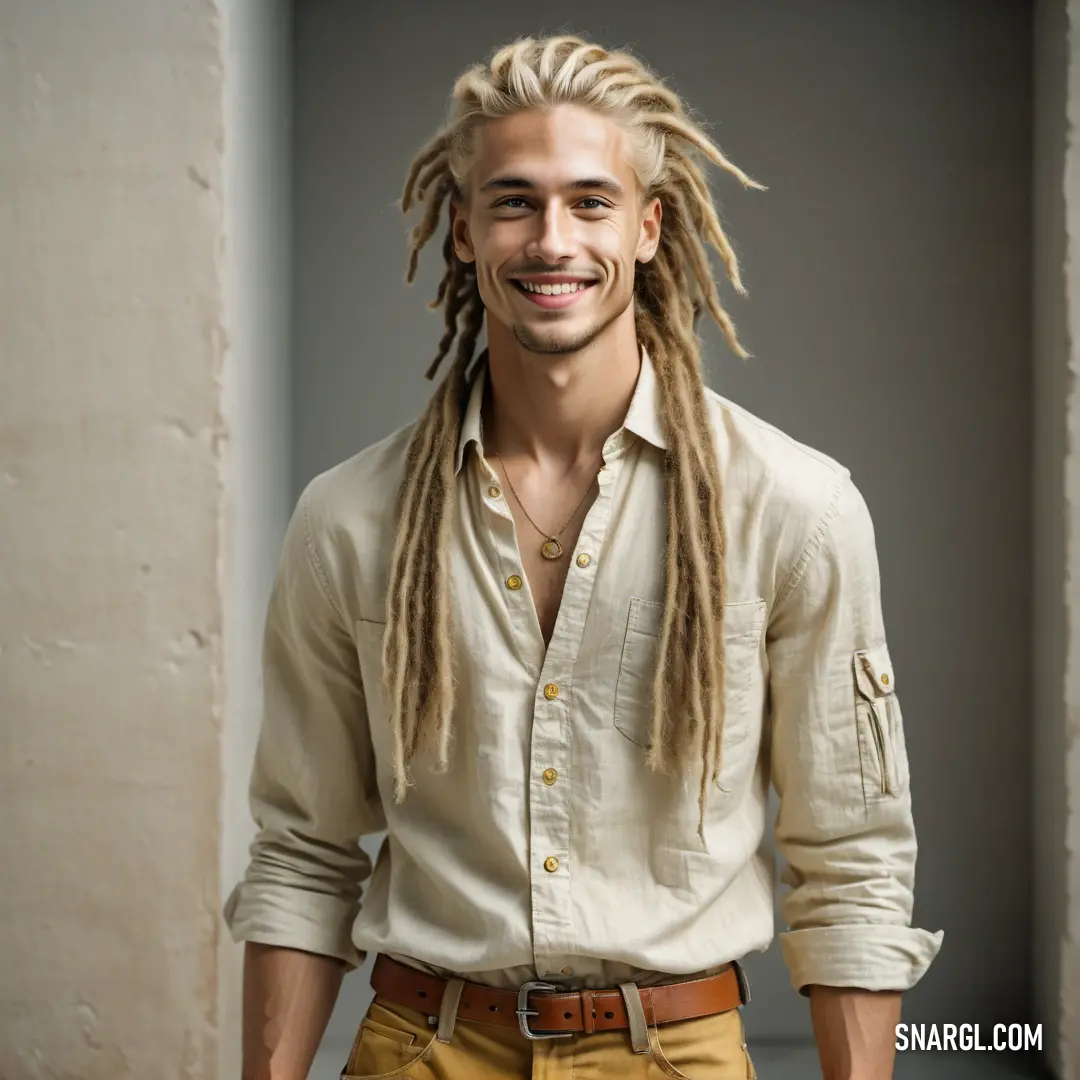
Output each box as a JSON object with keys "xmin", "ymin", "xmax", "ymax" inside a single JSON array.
[{"xmin": 385, "ymin": 34, "xmax": 765, "ymax": 832}]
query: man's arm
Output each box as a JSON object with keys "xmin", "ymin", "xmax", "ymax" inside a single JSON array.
[
  {"xmin": 225, "ymin": 479, "xmax": 386, "ymax": 1079},
  {"xmin": 766, "ymin": 472, "xmax": 942, "ymax": 1078},
  {"xmin": 809, "ymin": 986, "xmax": 901, "ymax": 1080},
  {"xmin": 241, "ymin": 944, "xmax": 346, "ymax": 1080}
]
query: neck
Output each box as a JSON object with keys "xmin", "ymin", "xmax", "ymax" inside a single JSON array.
[{"xmin": 482, "ymin": 312, "xmax": 642, "ymax": 470}]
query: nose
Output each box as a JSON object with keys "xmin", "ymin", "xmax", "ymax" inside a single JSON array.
[{"xmin": 525, "ymin": 203, "xmax": 578, "ymax": 263}]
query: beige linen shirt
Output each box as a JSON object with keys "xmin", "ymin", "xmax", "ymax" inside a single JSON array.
[{"xmin": 224, "ymin": 348, "xmax": 943, "ymax": 996}]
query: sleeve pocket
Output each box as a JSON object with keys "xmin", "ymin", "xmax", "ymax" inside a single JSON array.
[{"xmin": 852, "ymin": 644, "xmax": 909, "ymax": 800}]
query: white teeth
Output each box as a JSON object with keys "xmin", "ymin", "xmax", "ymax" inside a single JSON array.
[{"xmin": 519, "ymin": 281, "xmax": 589, "ymax": 295}]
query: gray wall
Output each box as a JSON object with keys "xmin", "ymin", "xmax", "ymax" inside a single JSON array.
[{"xmin": 290, "ymin": 0, "xmax": 1034, "ymax": 1050}]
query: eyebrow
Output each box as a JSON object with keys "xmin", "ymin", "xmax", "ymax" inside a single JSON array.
[{"xmin": 479, "ymin": 176, "xmax": 626, "ymax": 198}]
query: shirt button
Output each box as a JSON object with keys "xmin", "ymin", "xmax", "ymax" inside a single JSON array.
[
  {"xmin": 576, "ymin": 552, "xmax": 591, "ymax": 568},
  {"xmin": 543, "ymin": 683, "xmax": 559, "ymax": 700},
  {"xmin": 544, "ymin": 856, "xmax": 560, "ymax": 873},
  {"xmin": 488, "ymin": 485, "xmax": 501, "ymax": 498},
  {"xmin": 561, "ymin": 966, "xmax": 574, "ymax": 976},
  {"xmin": 506, "ymin": 574, "xmax": 522, "ymax": 590},
  {"xmin": 542, "ymin": 768, "xmax": 558, "ymax": 785}
]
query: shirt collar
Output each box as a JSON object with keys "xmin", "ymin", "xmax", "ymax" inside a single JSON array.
[
  {"xmin": 453, "ymin": 344, "xmax": 668, "ymax": 475},
  {"xmin": 455, "ymin": 356, "xmax": 488, "ymax": 475},
  {"xmin": 621, "ymin": 346, "xmax": 668, "ymax": 452}
]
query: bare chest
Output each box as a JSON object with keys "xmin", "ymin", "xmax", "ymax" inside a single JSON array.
[
  {"xmin": 515, "ymin": 517, "xmax": 587, "ymax": 646},
  {"xmin": 489, "ymin": 451, "xmax": 603, "ymax": 647}
]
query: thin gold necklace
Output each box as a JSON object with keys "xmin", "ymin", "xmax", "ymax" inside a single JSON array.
[{"xmin": 492, "ymin": 450, "xmax": 596, "ymax": 560}]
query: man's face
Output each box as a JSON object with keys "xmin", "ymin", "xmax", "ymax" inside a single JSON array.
[{"xmin": 450, "ymin": 105, "xmax": 662, "ymax": 356}]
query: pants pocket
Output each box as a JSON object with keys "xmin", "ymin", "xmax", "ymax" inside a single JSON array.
[
  {"xmin": 645, "ymin": 1007, "xmax": 754, "ymax": 1079},
  {"xmin": 341, "ymin": 999, "xmax": 437, "ymax": 1080}
]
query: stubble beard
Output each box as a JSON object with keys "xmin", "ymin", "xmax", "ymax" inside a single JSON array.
[{"xmin": 510, "ymin": 292, "xmax": 631, "ymax": 356}]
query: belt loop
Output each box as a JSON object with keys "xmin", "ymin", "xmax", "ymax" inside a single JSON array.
[
  {"xmin": 617, "ymin": 983, "xmax": 650, "ymax": 1054},
  {"xmin": 436, "ymin": 977, "xmax": 465, "ymax": 1044},
  {"xmin": 581, "ymin": 989, "xmax": 595, "ymax": 1035},
  {"xmin": 731, "ymin": 960, "xmax": 752, "ymax": 1006}
]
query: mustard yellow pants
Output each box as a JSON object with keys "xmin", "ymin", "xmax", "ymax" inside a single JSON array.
[{"xmin": 340, "ymin": 990, "xmax": 758, "ymax": 1079}]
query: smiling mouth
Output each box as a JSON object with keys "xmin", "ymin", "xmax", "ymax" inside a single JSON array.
[{"xmin": 511, "ymin": 280, "xmax": 597, "ymax": 310}]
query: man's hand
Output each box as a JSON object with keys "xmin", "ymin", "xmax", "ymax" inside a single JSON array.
[{"xmin": 808, "ymin": 984, "xmax": 901, "ymax": 1080}]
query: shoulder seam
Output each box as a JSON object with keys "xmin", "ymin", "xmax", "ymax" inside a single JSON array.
[
  {"xmin": 774, "ymin": 472, "xmax": 849, "ymax": 609},
  {"xmin": 704, "ymin": 388, "xmax": 848, "ymax": 475},
  {"xmin": 301, "ymin": 482, "xmax": 347, "ymax": 624}
]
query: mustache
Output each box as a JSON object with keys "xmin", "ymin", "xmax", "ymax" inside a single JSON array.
[{"xmin": 504, "ymin": 267, "xmax": 599, "ymax": 278}]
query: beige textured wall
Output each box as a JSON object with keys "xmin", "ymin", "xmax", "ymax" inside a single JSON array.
[
  {"xmin": 0, "ymin": 2, "xmax": 228, "ymax": 1077},
  {"xmin": 1036, "ymin": 1, "xmax": 1073, "ymax": 1076},
  {"xmin": 1039, "ymin": 0, "xmax": 1080, "ymax": 1075},
  {"xmin": 1064, "ymin": 0, "xmax": 1080, "ymax": 1074}
]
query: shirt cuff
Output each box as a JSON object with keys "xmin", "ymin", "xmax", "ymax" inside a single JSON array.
[
  {"xmin": 223, "ymin": 881, "xmax": 365, "ymax": 971},
  {"xmin": 779, "ymin": 924, "xmax": 944, "ymax": 996}
]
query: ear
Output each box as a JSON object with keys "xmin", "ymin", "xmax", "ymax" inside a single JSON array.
[
  {"xmin": 635, "ymin": 195, "xmax": 662, "ymax": 265},
  {"xmin": 449, "ymin": 201, "xmax": 476, "ymax": 264}
]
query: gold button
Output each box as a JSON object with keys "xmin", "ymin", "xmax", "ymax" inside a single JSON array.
[
  {"xmin": 506, "ymin": 574, "xmax": 522, "ymax": 590},
  {"xmin": 576, "ymin": 552, "xmax": 591, "ymax": 568},
  {"xmin": 544, "ymin": 856, "xmax": 560, "ymax": 873},
  {"xmin": 561, "ymin": 966, "xmax": 574, "ymax": 976},
  {"xmin": 488, "ymin": 485, "xmax": 501, "ymax": 498},
  {"xmin": 542, "ymin": 768, "xmax": 558, "ymax": 785},
  {"xmin": 881, "ymin": 673, "xmax": 890, "ymax": 685},
  {"xmin": 543, "ymin": 683, "xmax": 559, "ymax": 700}
]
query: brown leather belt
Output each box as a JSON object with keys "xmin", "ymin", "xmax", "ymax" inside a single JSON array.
[{"xmin": 370, "ymin": 954, "xmax": 748, "ymax": 1038}]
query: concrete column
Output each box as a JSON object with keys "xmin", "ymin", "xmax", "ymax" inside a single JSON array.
[
  {"xmin": 1035, "ymin": 1, "xmax": 1080, "ymax": 1077},
  {"xmin": 0, "ymin": 2, "xmax": 290, "ymax": 1077},
  {"xmin": 1062, "ymin": 0, "xmax": 1080, "ymax": 1072}
]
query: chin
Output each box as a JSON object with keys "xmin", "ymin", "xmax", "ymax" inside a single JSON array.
[
  {"xmin": 512, "ymin": 317, "xmax": 615, "ymax": 357},
  {"xmin": 512, "ymin": 330, "xmax": 592, "ymax": 356}
]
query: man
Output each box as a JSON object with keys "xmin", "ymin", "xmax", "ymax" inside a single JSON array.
[{"xmin": 225, "ymin": 34, "xmax": 943, "ymax": 1080}]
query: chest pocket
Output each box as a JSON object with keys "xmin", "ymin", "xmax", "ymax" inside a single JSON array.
[{"xmin": 613, "ymin": 597, "xmax": 766, "ymax": 757}]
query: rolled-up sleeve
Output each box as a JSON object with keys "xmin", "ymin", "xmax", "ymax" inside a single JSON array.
[
  {"xmin": 768, "ymin": 472, "xmax": 943, "ymax": 995},
  {"xmin": 223, "ymin": 480, "xmax": 384, "ymax": 970}
]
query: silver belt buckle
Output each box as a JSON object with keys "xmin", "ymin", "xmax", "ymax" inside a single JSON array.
[{"xmin": 516, "ymin": 980, "xmax": 575, "ymax": 1040}]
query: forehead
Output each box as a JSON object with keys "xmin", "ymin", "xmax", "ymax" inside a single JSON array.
[{"xmin": 468, "ymin": 105, "xmax": 636, "ymax": 192}]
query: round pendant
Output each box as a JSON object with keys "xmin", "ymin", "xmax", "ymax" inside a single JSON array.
[{"xmin": 541, "ymin": 538, "xmax": 563, "ymax": 560}]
